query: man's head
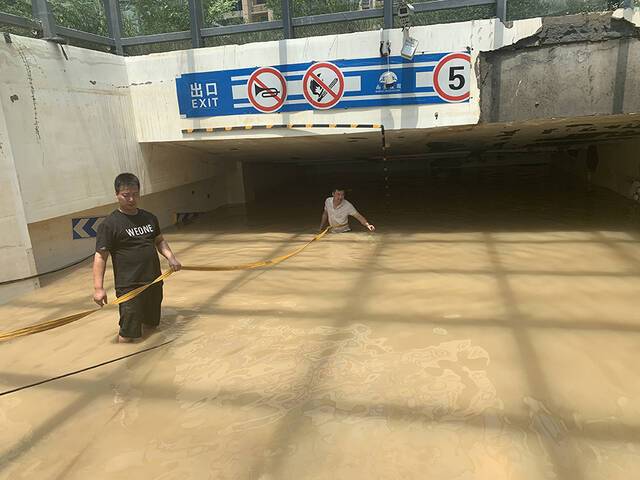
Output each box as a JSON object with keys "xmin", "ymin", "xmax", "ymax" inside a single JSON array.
[
  {"xmin": 332, "ymin": 187, "xmax": 345, "ymax": 204},
  {"xmin": 114, "ymin": 173, "xmax": 140, "ymax": 213}
]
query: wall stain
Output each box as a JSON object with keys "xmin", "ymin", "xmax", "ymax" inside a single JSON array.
[{"xmin": 14, "ymin": 43, "xmax": 40, "ymax": 141}]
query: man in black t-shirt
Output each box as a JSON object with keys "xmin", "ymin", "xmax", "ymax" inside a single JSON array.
[{"xmin": 93, "ymin": 173, "xmax": 181, "ymax": 343}]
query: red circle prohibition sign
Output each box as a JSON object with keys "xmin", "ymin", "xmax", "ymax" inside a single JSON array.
[
  {"xmin": 247, "ymin": 67, "xmax": 287, "ymax": 113},
  {"xmin": 433, "ymin": 52, "xmax": 471, "ymax": 103},
  {"xmin": 302, "ymin": 62, "xmax": 345, "ymax": 110}
]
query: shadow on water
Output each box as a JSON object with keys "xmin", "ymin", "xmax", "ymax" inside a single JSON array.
[
  {"xmin": 178, "ymin": 161, "xmax": 640, "ymax": 480},
  {"xmin": 3, "ymin": 162, "xmax": 640, "ymax": 479}
]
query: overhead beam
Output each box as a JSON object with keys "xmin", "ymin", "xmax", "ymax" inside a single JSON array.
[
  {"xmin": 496, "ymin": 0, "xmax": 507, "ymax": 23},
  {"xmin": 0, "ymin": 12, "xmax": 39, "ymax": 30},
  {"xmin": 120, "ymin": 30, "xmax": 191, "ymax": 46},
  {"xmin": 200, "ymin": 19, "xmax": 283, "ymax": 37},
  {"xmin": 56, "ymin": 26, "xmax": 115, "ymax": 46},
  {"xmin": 103, "ymin": 0, "xmax": 123, "ymax": 54},
  {"xmin": 412, "ymin": 0, "xmax": 496, "ymax": 13},
  {"xmin": 291, "ymin": 8, "xmax": 383, "ymax": 27}
]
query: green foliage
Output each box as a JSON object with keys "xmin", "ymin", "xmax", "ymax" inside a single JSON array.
[
  {"xmin": 120, "ymin": 0, "xmax": 189, "ymax": 36},
  {"xmin": 206, "ymin": 0, "xmax": 237, "ymax": 22},
  {"xmin": 292, "ymin": 0, "xmax": 361, "ymax": 16},
  {"xmin": 0, "ymin": 1, "xmax": 34, "ymax": 37},
  {"xmin": 266, "ymin": 0, "xmax": 362, "ymax": 19},
  {"xmin": 296, "ymin": 17, "xmax": 382, "ymax": 37},
  {"xmin": 508, "ymin": 0, "xmax": 612, "ymax": 20},
  {"xmin": 398, "ymin": 4, "xmax": 494, "ymax": 27},
  {"xmin": 49, "ymin": 0, "xmax": 108, "ymax": 35},
  {"xmin": 0, "ymin": 0, "xmax": 32, "ymax": 17},
  {"xmin": 119, "ymin": 0, "xmax": 237, "ymax": 36}
]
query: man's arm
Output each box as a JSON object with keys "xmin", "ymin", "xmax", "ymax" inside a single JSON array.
[
  {"xmin": 93, "ymin": 250, "xmax": 109, "ymax": 306},
  {"xmin": 319, "ymin": 209, "xmax": 329, "ymax": 231},
  {"xmin": 352, "ymin": 212, "xmax": 375, "ymax": 232},
  {"xmin": 155, "ymin": 235, "xmax": 182, "ymax": 271}
]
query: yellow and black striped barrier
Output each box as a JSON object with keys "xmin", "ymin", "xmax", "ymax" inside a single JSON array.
[
  {"xmin": 181, "ymin": 123, "xmax": 389, "ymax": 160},
  {"xmin": 181, "ymin": 123, "xmax": 383, "ymax": 134}
]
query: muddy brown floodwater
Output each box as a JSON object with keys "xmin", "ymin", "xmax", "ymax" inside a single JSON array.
[{"xmin": 1, "ymin": 165, "xmax": 639, "ymax": 479}]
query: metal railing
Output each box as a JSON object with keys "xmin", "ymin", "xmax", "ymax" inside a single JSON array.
[{"xmin": 0, "ymin": 0, "xmax": 633, "ymax": 56}]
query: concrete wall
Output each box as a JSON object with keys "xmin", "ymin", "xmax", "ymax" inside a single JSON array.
[
  {"xmin": 0, "ymin": 92, "xmax": 40, "ymax": 299},
  {"xmin": 28, "ymin": 163, "xmax": 245, "ymax": 275},
  {"xmin": 243, "ymin": 162, "xmax": 302, "ymax": 202},
  {"xmin": 125, "ymin": 17, "xmax": 542, "ymax": 143},
  {"xmin": 0, "ymin": 36, "xmax": 246, "ymax": 302},
  {"xmin": 479, "ymin": 11, "xmax": 640, "ymax": 123},
  {"xmin": 0, "ymin": 36, "xmax": 223, "ymax": 225},
  {"xmin": 593, "ymin": 139, "xmax": 640, "ymax": 199},
  {"xmin": 551, "ymin": 139, "xmax": 640, "ymax": 201}
]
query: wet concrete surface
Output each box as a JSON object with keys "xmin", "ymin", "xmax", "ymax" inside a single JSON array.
[{"xmin": 1, "ymin": 165, "xmax": 639, "ymax": 479}]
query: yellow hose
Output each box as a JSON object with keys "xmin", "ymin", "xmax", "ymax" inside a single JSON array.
[{"xmin": 0, "ymin": 226, "xmax": 335, "ymax": 343}]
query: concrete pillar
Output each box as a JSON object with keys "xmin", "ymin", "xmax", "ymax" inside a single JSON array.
[
  {"xmin": 188, "ymin": 0, "xmax": 205, "ymax": 48},
  {"xmin": 31, "ymin": 0, "xmax": 56, "ymax": 39},
  {"xmin": 383, "ymin": 0, "xmax": 393, "ymax": 29},
  {"xmin": 225, "ymin": 161, "xmax": 247, "ymax": 205},
  {"xmin": 0, "ymin": 98, "xmax": 40, "ymax": 302},
  {"xmin": 281, "ymin": 0, "xmax": 293, "ymax": 39},
  {"xmin": 103, "ymin": 0, "xmax": 123, "ymax": 55}
]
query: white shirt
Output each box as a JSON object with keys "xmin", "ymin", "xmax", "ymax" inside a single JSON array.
[{"xmin": 324, "ymin": 197, "xmax": 358, "ymax": 233}]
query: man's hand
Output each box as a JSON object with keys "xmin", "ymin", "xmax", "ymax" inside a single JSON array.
[
  {"xmin": 319, "ymin": 210, "xmax": 329, "ymax": 234},
  {"xmin": 156, "ymin": 236, "xmax": 182, "ymax": 271},
  {"xmin": 366, "ymin": 223, "xmax": 376, "ymax": 232},
  {"xmin": 168, "ymin": 258, "xmax": 182, "ymax": 272},
  {"xmin": 93, "ymin": 288, "xmax": 108, "ymax": 307}
]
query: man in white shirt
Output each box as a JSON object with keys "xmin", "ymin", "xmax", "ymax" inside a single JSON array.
[{"xmin": 319, "ymin": 188, "xmax": 376, "ymax": 233}]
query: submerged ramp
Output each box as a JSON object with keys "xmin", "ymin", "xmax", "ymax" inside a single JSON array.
[{"xmin": 1, "ymin": 166, "xmax": 640, "ymax": 479}]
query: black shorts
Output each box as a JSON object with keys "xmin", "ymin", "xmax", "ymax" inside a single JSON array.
[{"xmin": 116, "ymin": 283, "xmax": 163, "ymax": 338}]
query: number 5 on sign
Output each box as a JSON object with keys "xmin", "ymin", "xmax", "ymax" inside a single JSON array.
[{"xmin": 433, "ymin": 52, "xmax": 471, "ymax": 103}]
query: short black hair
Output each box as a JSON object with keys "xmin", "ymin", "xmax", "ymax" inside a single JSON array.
[
  {"xmin": 333, "ymin": 187, "xmax": 345, "ymax": 193},
  {"xmin": 114, "ymin": 173, "xmax": 140, "ymax": 193}
]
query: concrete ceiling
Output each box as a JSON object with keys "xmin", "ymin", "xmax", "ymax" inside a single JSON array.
[{"xmin": 167, "ymin": 113, "xmax": 640, "ymax": 164}]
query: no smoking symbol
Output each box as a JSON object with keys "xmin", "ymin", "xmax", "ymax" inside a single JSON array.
[
  {"xmin": 433, "ymin": 53, "xmax": 471, "ymax": 103},
  {"xmin": 247, "ymin": 67, "xmax": 287, "ymax": 113},
  {"xmin": 302, "ymin": 62, "xmax": 345, "ymax": 110}
]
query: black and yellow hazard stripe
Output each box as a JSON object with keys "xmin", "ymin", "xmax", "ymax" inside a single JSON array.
[{"xmin": 182, "ymin": 123, "xmax": 383, "ymax": 134}]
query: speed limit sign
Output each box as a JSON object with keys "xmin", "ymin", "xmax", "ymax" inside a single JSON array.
[{"xmin": 433, "ymin": 53, "xmax": 471, "ymax": 103}]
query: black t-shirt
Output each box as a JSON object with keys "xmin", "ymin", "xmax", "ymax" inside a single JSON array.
[{"xmin": 96, "ymin": 209, "xmax": 162, "ymax": 289}]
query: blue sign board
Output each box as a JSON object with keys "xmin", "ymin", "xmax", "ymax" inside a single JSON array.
[{"xmin": 176, "ymin": 52, "xmax": 471, "ymax": 118}]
